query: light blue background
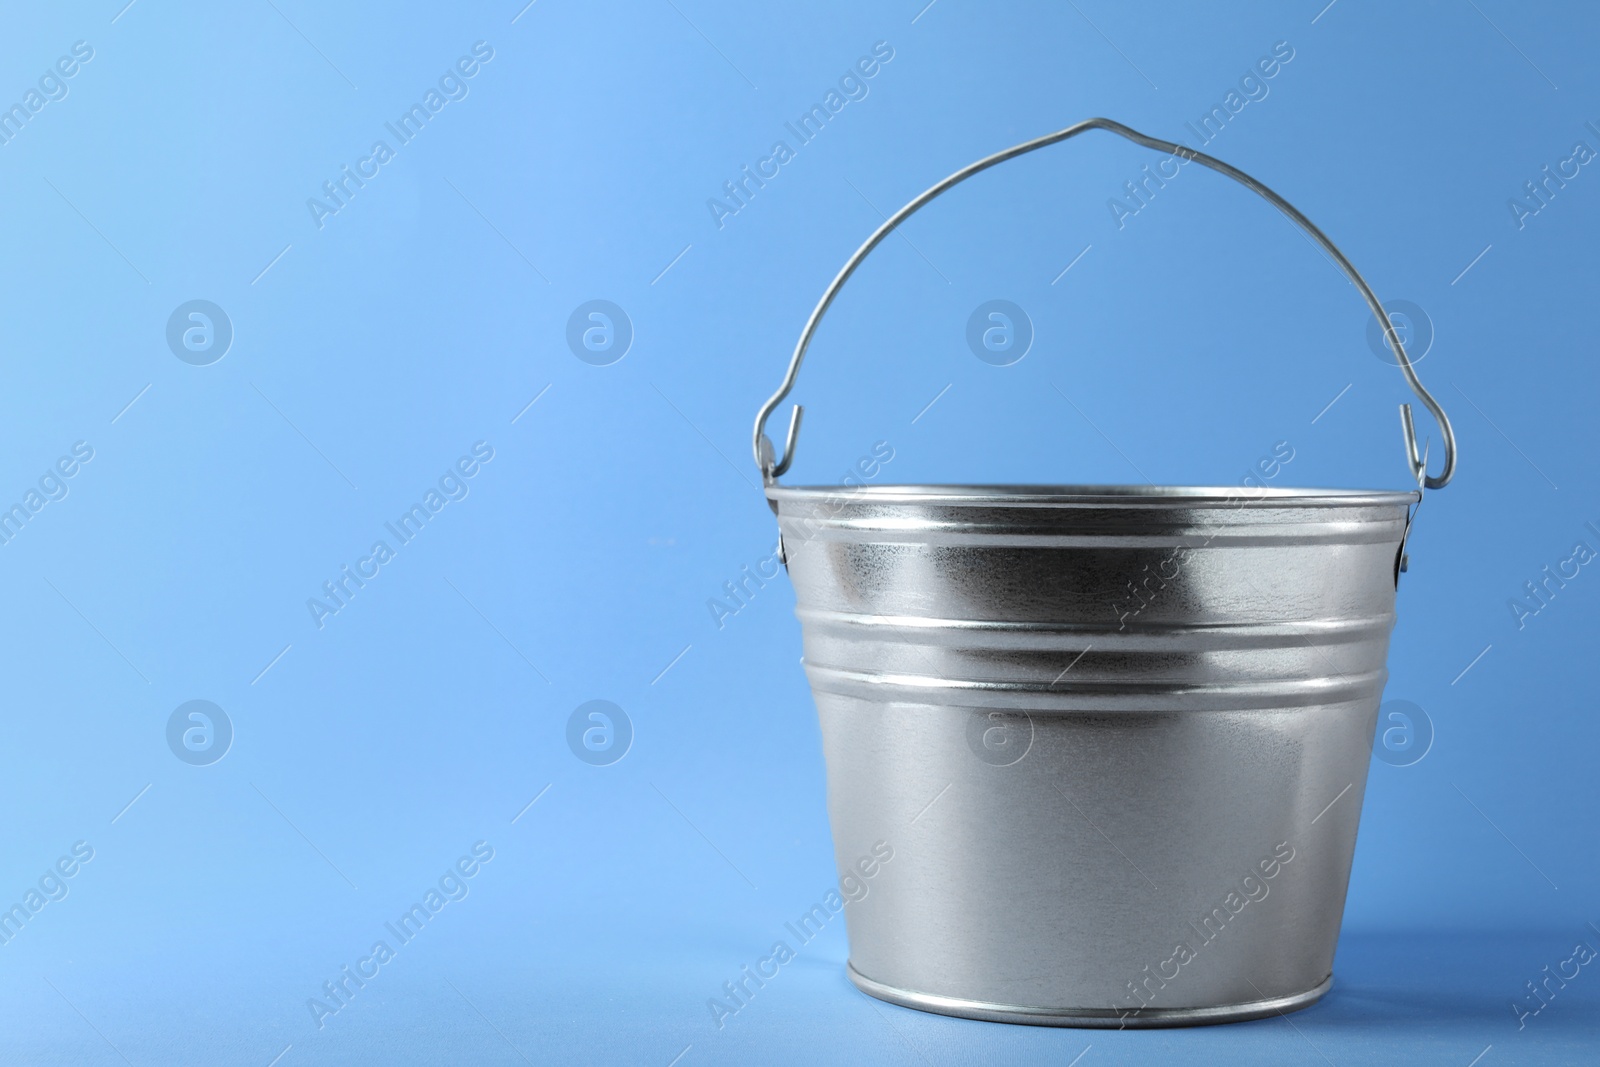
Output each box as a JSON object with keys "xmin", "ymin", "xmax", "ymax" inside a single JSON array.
[{"xmin": 0, "ymin": 1, "xmax": 1596, "ymax": 1063}]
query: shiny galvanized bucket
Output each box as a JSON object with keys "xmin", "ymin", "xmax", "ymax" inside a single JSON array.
[{"xmin": 751, "ymin": 120, "xmax": 1457, "ymax": 1027}]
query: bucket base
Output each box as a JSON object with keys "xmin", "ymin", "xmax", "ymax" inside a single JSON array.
[{"xmin": 846, "ymin": 963, "xmax": 1332, "ymax": 1029}]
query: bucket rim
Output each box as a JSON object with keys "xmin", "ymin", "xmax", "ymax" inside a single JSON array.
[{"xmin": 767, "ymin": 484, "xmax": 1421, "ymax": 508}]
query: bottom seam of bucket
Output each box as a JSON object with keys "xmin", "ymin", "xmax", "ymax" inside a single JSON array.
[{"xmin": 846, "ymin": 962, "xmax": 1333, "ymax": 1028}]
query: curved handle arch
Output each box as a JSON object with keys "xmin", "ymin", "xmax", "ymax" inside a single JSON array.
[{"xmin": 751, "ymin": 117, "xmax": 1456, "ymax": 491}]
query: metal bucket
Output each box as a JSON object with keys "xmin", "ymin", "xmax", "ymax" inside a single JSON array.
[{"xmin": 751, "ymin": 120, "xmax": 1457, "ymax": 1027}]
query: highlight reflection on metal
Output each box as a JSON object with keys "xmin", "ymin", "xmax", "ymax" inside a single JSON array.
[
  {"xmin": 752, "ymin": 117, "xmax": 1456, "ymax": 490},
  {"xmin": 754, "ymin": 125, "xmax": 1455, "ymax": 1027}
]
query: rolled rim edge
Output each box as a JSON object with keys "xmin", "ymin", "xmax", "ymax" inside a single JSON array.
[{"xmin": 768, "ymin": 484, "xmax": 1421, "ymax": 508}]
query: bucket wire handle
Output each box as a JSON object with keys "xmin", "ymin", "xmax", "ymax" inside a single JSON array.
[{"xmin": 752, "ymin": 117, "xmax": 1456, "ymax": 491}]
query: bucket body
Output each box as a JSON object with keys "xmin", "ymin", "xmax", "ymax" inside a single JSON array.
[
  {"xmin": 753, "ymin": 118, "xmax": 1452, "ymax": 1028},
  {"xmin": 772, "ymin": 483, "xmax": 1416, "ymax": 1027}
]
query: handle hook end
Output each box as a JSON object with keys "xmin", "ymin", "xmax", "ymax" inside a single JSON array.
[
  {"xmin": 762, "ymin": 405, "xmax": 803, "ymax": 484},
  {"xmin": 1400, "ymin": 403, "xmax": 1448, "ymax": 490}
]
